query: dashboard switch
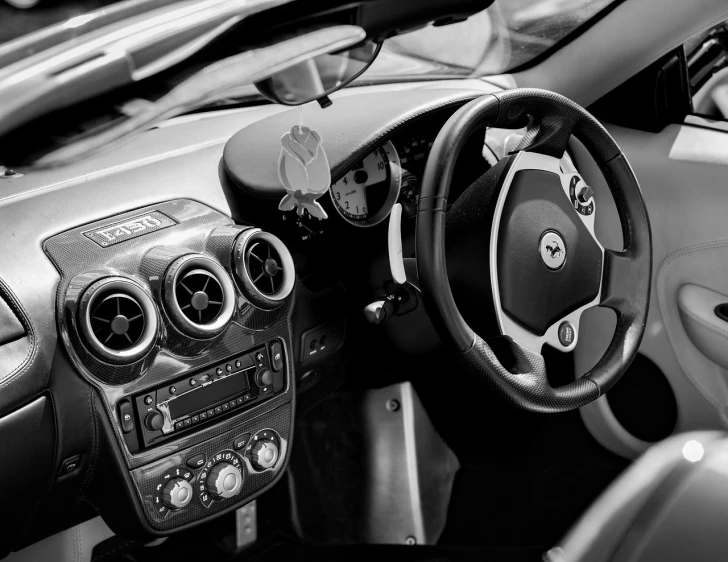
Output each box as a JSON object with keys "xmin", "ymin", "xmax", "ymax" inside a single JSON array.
[
  {"xmin": 301, "ymin": 322, "xmax": 345, "ymax": 362},
  {"xmin": 187, "ymin": 453, "xmax": 206, "ymax": 469},
  {"xmin": 60, "ymin": 455, "xmax": 82, "ymax": 477},
  {"xmin": 119, "ymin": 399, "xmax": 134, "ymax": 433},
  {"xmin": 233, "ymin": 433, "xmax": 251, "ymax": 450},
  {"xmin": 577, "ymin": 184, "xmax": 594, "ymax": 203},
  {"xmin": 270, "ymin": 341, "xmax": 283, "ymax": 371}
]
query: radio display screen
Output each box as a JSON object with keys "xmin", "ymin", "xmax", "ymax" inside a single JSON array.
[{"xmin": 169, "ymin": 371, "xmax": 250, "ymax": 419}]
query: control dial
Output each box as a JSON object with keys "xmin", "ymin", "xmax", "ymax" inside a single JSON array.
[
  {"xmin": 144, "ymin": 411, "xmax": 164, "ymax": 431},
  {"xmin": 255, "ymin": 368, "xmax": 273, "ymax": 387},
  {"xmin": 161, "ymin": 477, "xmax": 193, "ymax": 509},
  {"xmin": 250, "ymin": 439, "xmax": 279, "ymax": 471},
  {"xmin": 568, "ymin": 175, "xmax": 594, "ymax": 216},
  {"xmin": 206, "ymin": 462, "xmax": 243, "ymax": 499}
]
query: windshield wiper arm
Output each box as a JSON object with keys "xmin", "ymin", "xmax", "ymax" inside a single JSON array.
[{"xmin": 0, "ymin": 0, "xmax": 292, "ymax": 138}]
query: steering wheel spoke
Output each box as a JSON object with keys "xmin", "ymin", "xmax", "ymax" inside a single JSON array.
[
  {"xmin": 470, "ymin": 334, "xmax": 600, "ymax": 413},
  {"xmin": 600, "ymin": 248, "xmax": 641, "ymax": 317}
]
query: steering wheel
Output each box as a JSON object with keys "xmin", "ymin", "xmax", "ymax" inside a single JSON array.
[{"xmin": 417, "ymin": 89, "xmax": 651, "ymax": 413}]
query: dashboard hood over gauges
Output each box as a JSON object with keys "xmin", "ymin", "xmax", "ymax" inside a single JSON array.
[{"xmin": 223, "ymin": 87, "xmax": 497, "ymax": 200}]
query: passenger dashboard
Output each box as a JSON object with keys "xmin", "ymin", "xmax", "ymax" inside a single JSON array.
[{"xmin": 0, "ymin": 81, "xmax": 502, "ymax": 554}]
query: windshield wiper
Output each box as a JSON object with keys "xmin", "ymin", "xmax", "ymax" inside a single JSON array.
[{"xmin": 0, "ymin": 0, "xmax": 293, "ymax": 139}]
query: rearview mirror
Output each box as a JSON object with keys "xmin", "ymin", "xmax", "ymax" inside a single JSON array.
[{"xmin": 254, "ymin": 40, "xmax": 381, "ymax": 106}]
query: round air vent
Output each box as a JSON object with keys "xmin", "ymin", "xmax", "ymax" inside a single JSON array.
[
  {"xmin": 163, "ymin": 255, "xmax": 235, "ymax": 338},
  {"xmin": 233, "ymin": 229, "xmax": 295, "ymax": 310},
  {"xmin": 78, "ymin": 277, "xmax": 158, "ymax": 364}
]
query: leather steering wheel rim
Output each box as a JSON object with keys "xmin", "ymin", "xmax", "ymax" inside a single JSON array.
[{"xmin": 416, "ymin": 89, "xmax": 652, "ymax": 413}]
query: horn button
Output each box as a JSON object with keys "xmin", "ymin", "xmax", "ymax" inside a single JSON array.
[{"xmin": 497, "ymin": 170, "xmax": 601, "ymax": 336}]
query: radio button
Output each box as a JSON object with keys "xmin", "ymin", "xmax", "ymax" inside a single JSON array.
[
  {"xmin": 187, "ymin": 453, "xmax": 206, "ymax": 469},
  {"xmin": 222, "ymin": 403, "xmax": 230, "ymax": 412},
  {"xmin": 199, "ymin": 411, "xmax": 207, "ymax": 421},
  {"xmin": 207, "ymin": 408, "xmax": 215, "ymax": 417},
  {"xmin": 238, "ymin": 355, "xmax": 254, "ymax": 370},
  {"xmin": 215, "ymin": 406, "xmax": 222, "ymax": 414},
  {"xmin": 183, "ymin": 418, "xmax": 191, "ymax": 427},
  {"xmin": 175, "ymin": 421, "xmax": 184, "ymax": 431},
  {"xmin": 191, "ymin": 415, "xmax": 199, "ymax": 424}
]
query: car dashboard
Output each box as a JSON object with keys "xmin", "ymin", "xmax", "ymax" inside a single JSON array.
[{"xmin": 0, "ymin": 81, "xmax": 502, "ymax": 550}]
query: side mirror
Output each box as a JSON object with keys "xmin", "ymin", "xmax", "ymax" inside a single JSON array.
[{"xmin": 254, "ymin": 40, "xmax": 381, "ymax": 106}]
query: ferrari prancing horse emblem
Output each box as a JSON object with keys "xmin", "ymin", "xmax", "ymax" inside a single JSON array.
[{"xmin": 540, "ymin": 231, "xmax": 566, "ymax": 270}]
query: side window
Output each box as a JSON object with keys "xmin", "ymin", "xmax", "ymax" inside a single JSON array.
[{"xmin": 687, "ymin": 22, "xmax": 728, "ymax": 120}]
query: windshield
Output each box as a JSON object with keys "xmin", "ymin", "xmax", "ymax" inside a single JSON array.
[
  {"xmin": 1, "ymin": 0, "xmax": 617, "ymax": 76},
  {"xmin": 378, "ymin": 0, "xmax": 617, "ymax": 76}
]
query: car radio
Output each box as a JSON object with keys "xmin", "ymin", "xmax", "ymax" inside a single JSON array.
[{"xmin": 130, "ymin": 339, "xmax": 285, "ymax": 448}]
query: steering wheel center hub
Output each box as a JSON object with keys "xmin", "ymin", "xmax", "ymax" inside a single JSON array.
[
  {"xmin": 539, "ymin": 231, "xmax": 566, "ymax": 270},
  {"xmin": 496, "ymin": 167, "xmax": 602, "ymax": 336}
]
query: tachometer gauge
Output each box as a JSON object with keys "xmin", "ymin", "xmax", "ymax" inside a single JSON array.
[{"xmin": 330, "ymin": 142, "xmax": 401, "ymax": 227}]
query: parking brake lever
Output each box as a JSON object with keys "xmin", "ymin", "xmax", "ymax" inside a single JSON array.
[{"xmin": 388, "ymin": 203, "xmax": 420, "ymax": 291}]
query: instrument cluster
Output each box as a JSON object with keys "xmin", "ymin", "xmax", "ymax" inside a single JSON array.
[
  {"xmin": 328, "ymin": 130, "xmax": 436, "ymax": 226},
  {"xmin": 278, "ymin": 117, "xmax": 489, "ymax": 247}
]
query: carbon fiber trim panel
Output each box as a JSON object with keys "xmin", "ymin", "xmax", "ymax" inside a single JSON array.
[
  {"xmin": 131, "ymin": 404, "xmax": 290, "ymax": 531},
  {"xmin": 43, "ymin": 199, "xmax": 295, "ymax": 471}
]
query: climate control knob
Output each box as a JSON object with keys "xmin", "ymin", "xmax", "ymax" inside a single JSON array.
[
  {"xmin": 161, "ymin": 477, "xmax": 193, "ymax": 509},
  {"xmin": 250, "ymin": 439, "xmax": 279, "ymax": 470},
  {"xmin": 206, "ymin": 462, "xmax": 243, "ymax": 499}
]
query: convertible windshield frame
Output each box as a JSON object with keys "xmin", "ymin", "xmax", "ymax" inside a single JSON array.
[{"xmin": 504, "ymin": 0, "xmax": 628, "ymax": 75}]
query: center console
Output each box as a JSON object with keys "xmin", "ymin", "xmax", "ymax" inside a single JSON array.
[{"xmin": 44, "ymin": 199, "xmax": 296, "ymax": 533}]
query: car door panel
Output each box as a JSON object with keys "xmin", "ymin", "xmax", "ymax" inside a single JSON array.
[{"xmin": 571, "ymin": 123, "xmax": 728, "ymax": 459}]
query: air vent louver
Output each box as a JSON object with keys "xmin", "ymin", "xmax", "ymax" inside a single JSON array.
[
  {"xmin": 246, "ymin": 241, "xmax": 284, "ymax": 296},
  {"xmin": 163, "ymin": 255, "xmax": 235, "ymax": 339},
  {"xmin": 78, "ymin": 277, "xmax": 158, "ymax": 365},
  {"xmin": 90, "ymin": 293, "xmax": 145, "ymax": 351},
  {"xmin": 233, "ymin": 229, "xmax": 295, "ymax": 310},
  {"xmin": 175, "ymin": 269, "xmax": 224, "ymax": 325}
]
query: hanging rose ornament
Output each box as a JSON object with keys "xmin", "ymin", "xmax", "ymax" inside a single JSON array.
[{"xmin": 277, "ymin": 125, "xmax": 330, "ymax": 219}]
